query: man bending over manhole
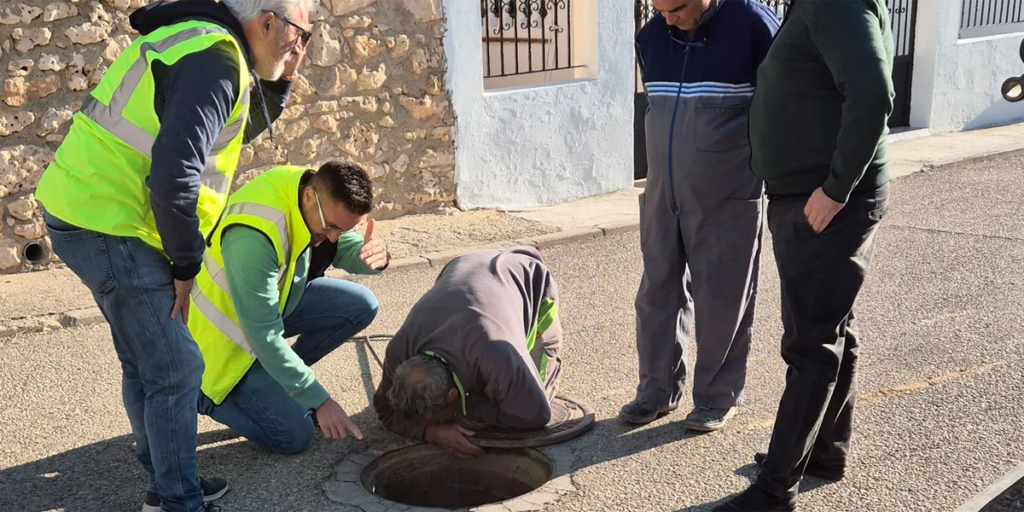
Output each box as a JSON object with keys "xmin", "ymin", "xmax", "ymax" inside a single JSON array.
[{"xmin": 373, "ymin": 246, "xmax": 562, "ymax": 458}]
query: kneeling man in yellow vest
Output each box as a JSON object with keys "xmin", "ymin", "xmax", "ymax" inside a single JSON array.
[{"xmin": 188, "ymin": 160, "xmax": 389, "ymax": 454}]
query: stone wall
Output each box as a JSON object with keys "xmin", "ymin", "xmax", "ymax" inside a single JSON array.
[{"xmin": 0, "ymin": 0, "xmax": 455, "ymax": 274}]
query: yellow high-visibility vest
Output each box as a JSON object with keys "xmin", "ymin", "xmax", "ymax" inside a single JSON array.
[
  {"xmin": 36, "ymin": 20, "xmax": 251, "ymax": 252},
  {"xmin": 187, "ymin": 166, "xmax": 311, "ymax": 404}
]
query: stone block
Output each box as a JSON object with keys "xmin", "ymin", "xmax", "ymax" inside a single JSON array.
[
  {"xmin": 403, "ymin": 0, "xmax": 443, "ymax": 22},
  {"xmin": 342, "ymin": 15, "xmax": 372, "ymax": 28},
  {"xmin": 66, "ymin": 21, "xmax": 111, "ymax": 45},
  {"xmin": 378, "ymin": 116, "xmax": 395, "ymax": 128},
  {"xmin": 7, "ymin": 59, "xmax": 34, "ymax": 77},
  {"xmin": 325, "ymin": 0, "xmax": 377, "ymax": 17},
  {"xmin": 0, "ymin": 8, "xmax": 21, "ymax": 25},
  {"xmin": 103, "ymin": 34, "xmax": 131, "ymax": 62},
  {"xmin": 28, "ymin": 75, "xmax": 61, "ymax": 100},
  {"xmin": 0, "ymin": 239, "xmax": 21, "ymax": 270},
  {"xmin": 399, "ymin": 94, "xmax": 446, "ymax": 119},
  {"xmin": 14, "ymin": 218, "xmax": 46, "ymax": 239},
  {"xmin": 0, "ymin": 112, "xmax": 35, "ymax": 137},
  {"xmin": 43, "ymin": 2, "xmax": 78, "ymax": 22},
  {"xmin": 67, "ymin": 73, "xmax": 88, "ymax": 91},
  {"xmin": 17, "ymin": 4, "xmax": 44, "ymax": 24},
  {"xmin": 309, "ymin": 23, "xmax": 343, "ymax": 67},
  {"xmin": 12, "ymin": 28, "xmax": 52, "ymax": 54},
  {"xmin": 0, "ymin": 146, "xmax": 55, "ymax": 199},
  {"xmin": 7, "ymin": 194, "xmax": 38, "ymax": 220},
  {"xmin": 2, "ymin": 78, "xmax": 27, "ymax": 107},
  {"xmin": 356, "ymin": 64, "xmax": 387, "ymax": 91},
  {"xmin": 390, "ymin": 34, "xmax": 410, "ymax": 58},
  {"xmin": 38, "ymin": 54, "xmax": 66, "ymax": 72}
]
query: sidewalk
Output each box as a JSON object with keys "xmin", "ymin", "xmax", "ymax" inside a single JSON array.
[{"xmin": 2, "ymin": 122, "xmax": 1023, "ymax": 338}]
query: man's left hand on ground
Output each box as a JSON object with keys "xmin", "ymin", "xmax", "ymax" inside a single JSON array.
[
  {"xmin": 804, "ymin": 187, "xmax": 846, "ymax": 233},
  {"xmin": 359, "ymin": 219, "xmax": 389, "ymax": 269}
]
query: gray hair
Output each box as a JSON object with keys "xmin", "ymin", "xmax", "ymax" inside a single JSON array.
[
  {"xmin": 221, "ymin": 0, "xmax": 316, "ymax": 23},
  {"xmin": 388, "ymin": 355, "xmax": 453, "ymax": 420}
]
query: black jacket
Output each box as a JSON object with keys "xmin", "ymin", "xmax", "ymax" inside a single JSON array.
[{"xmin": 130, "ymin": 0, "xmax": 292, "ymax": 280}]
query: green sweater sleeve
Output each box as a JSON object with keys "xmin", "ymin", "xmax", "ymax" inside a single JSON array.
[
  {"xmin": 332, "ymin": 230, "xmax": 384, "ymax": 275},
  {"xmin": 806, "ymin": 1, "xmax": 895, "ymax": 203},
  {"xmin": 220, "ymin": 225, "xmax": 330, "ymax": 410}
]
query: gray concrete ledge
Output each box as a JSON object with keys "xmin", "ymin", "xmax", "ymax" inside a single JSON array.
[{"xmin": 954, "ymin": 460, "xmax": 1024, "ymax": 512}]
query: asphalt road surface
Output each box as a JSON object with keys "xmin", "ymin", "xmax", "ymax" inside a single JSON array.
[{"xmin": 3, "ymin": 155, "xmax": 1024, "ymax": 512}]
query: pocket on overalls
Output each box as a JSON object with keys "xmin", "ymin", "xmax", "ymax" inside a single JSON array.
[{"xmin": 695, "ymin": 102, "xmax": 750, "ymax": 153}]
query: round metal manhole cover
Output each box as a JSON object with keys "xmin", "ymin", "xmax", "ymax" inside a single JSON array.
[{"xmin": 456, "ymin": 394, "xmax": 595, "ymax": 448}]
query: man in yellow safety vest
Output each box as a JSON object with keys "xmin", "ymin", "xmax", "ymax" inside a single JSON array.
[
  {"xmin": 33, "ymin": 0, "xmax": 315, "ymax": 509},
  {"xmin": 189, "ymin": 160, "xmax": 389, "ymax": 456}
]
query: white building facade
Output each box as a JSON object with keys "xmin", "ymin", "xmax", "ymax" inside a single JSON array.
[{"xmin": 439, "ymin": 0, "xmax": 1024, "ymax": 209}]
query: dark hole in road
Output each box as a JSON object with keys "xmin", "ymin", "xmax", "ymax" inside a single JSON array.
[{"xmin": 361, "ymin": 444, "xmax": 553, "ymax": 509}]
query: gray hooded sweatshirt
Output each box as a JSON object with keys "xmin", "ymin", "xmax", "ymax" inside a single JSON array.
[{"xmin": 373, "ymin": 246, "xmax": 562, "ymax": 440}]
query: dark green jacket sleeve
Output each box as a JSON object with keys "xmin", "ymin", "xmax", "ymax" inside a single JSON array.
[
  {"xmin": 807, "ymin": 1, "xmax": 895, "ymax": 203},
  {"xmin": 220, "ymin": 225, "xmax": 330, "ymax": 410}
]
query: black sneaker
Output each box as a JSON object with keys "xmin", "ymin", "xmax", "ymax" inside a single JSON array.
[
  {"xmin": 141, "ymin": 477, "xmax": 229, "ymax": 512},
  {"xmin": 712, "ymin": 485, "xmax": 798, "ymax": 512},
  {"xmin": 753, "ymin": 452, "xmax": 845, "ymax": 482},
  {"xmin": 618, "ymin": 398, "xmax": 677, "ymax": 424}
]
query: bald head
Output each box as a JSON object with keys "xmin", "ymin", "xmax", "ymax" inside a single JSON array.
[{"xmin": 388, "ymin": 354, "xmax": 453, "ymax": 421}]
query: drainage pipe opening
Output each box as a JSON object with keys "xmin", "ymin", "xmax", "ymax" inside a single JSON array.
[
  {"xmin": 23, "ymin": 242, "xmax": 47, "ymax": 264},
  {"xmin": 361, "ymin": 444, "xmax": 553, "ymax": 509}
]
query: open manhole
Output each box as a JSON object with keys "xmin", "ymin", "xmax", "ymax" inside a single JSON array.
[
  {"xmin": 361, "ymin": 444, "xmax": 553, "ymax": 509},
  {"xmin": 455, "ymin": 394, "xmax": 595, "ymax": 448}
]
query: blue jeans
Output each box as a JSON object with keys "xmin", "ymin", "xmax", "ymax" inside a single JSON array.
[
  {"xmin": 43, "ymin": 211, "xmax": 205, "ymax": 512},
  {"xmin": 197, "ymin": 277, "xmax": 378, "ymax": 454}
]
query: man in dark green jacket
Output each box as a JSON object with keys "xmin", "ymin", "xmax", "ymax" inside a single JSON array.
[{"xmin": 714, "ymin": 1, "xmax": 894, "ymax": 510}]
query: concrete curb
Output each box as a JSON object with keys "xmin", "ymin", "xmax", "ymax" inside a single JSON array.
[
  {"xmin": 3, "ymin": 141, "xmax": 1022, "ymax": 341},
  {"xmin": 954, "ymin": 460, "xmax": 1024, "ymax": 512}
]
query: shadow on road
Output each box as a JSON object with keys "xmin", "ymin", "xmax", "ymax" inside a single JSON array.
[
  {"xmin": 564, "ymin": 418, "xmax": 839, "ymax": 512},
  {"xmin": 0, "ymin": 408, "xmax": 386, "ymax": 512}
]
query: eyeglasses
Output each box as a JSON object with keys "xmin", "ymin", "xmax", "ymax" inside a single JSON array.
[
  {"xmin": 262, "ymin": 10, "xmax": 312, "ymax": 47},
  {"xmin": 312, "ymin": 188, "xmax": 343, "ymax": 233}
]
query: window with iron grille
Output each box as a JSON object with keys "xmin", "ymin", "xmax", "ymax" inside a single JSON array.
[
  {"xmin": 480, "ymin": 1, "xmax": 588, "ymax": 88},
  {"xmin": 960, "ymin": 0, "xmax": 1024, "ymax": 37}
]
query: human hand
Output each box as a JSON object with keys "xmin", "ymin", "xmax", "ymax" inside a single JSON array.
[
  {"xmin": 803, "ymin": 187, "xmax": 845, "ymax": 234},
  {"xmin": 315, "ymin": 397, "xmax": 364, "ymax": 441},
  {"xmin": 171, "ymin": 279, "xmax": 194, "ymax": 323},
  {"xmin": 282, "ymin": 47, "xmax": 306, "ymax": 79},
  {"xmin": 424, "ymin": 423, "xmax": 483, "ymax": 458},
  {"xmin": 359, "ymin": 219, "xmax": 389, "ymax": 270}
]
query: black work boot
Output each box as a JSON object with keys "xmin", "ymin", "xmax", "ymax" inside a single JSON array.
[
  {"xmin": 712, "ymin": 485, "xmax": 797, "ymax": 512},
  {"xmin": 754, "ymin": 452, "xmax": 845, "ymax": 482},
  {"xmin": 618, "ymin": 399, "xmax": 677, "ymax": 424}
]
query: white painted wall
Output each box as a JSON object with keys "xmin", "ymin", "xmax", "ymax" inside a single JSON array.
[
  {"xmin": 442, "ymin": 0, "xmax": 635, "ymax": 209},
  {"xmin": 911, "ymin": 0, "xmax": 1024, "ymax": 132}
]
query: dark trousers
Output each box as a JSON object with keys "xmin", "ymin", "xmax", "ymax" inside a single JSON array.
[{"xmin": 755, "ymin": 183, "xmax": 890, "ymax": 499}]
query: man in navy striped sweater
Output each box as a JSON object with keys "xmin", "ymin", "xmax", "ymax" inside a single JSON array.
[{"xmin": 620, "ymin": 0, "xmax": 779, "ymax": 432}]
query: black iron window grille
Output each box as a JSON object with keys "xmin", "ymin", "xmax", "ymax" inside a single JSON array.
[
  {"xmin": 960, "ymin": 0, "xmax": 1024, "ymax": 30},
  {"xmin": 481, "ymin": 0, "xmax": 580, "ymax": 79}
]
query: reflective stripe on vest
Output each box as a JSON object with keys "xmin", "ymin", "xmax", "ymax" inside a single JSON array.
[
  {"xmin": 191, "ymin": 201, "xmax": 292, "ymax": 354},
  {"xmin": 187, "ymin": 167, "xmax": 312, "ymax": 405},
  {"xmin": 76, "ymin": 25, "xmax": 250, "ymax": 196},
  {"xmin": 34, "ymin": 20, "xmax": 251, "ymax": 254}
]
